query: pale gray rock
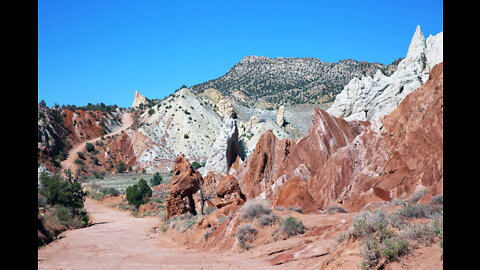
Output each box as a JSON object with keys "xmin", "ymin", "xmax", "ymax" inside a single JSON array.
[
  {"xmin": 276, "ymin": 105, "xmax": 285, "ymax": 127},
  {"xmin": 327, "ymin": 26, "xmax": 443, "ymax": 121},
  {"xmin": 204, "ymin": 116, "xmax": 239, "ymax": 174}
]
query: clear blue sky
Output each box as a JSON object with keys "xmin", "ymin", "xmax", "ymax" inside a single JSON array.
[{"xmin": 38, "ymin": 0, "xmax": 443, "ymax": 108}]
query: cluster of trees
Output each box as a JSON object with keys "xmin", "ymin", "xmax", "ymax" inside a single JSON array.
[{"xmin": 38, "ymin": 100, "xmax": 119, "ymax": 113}]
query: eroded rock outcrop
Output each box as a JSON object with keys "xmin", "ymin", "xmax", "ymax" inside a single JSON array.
[
  {"xmin": 166, "ymin": 155, "xmax": 202, "ymax": 219},
  {"xmin": 327, "ymin": 26, "xmax": 443, "ymax": 121},
  {"xmin": 311, "ymin": 63, "xmax": 443, "ymax": 211},
  {"xmin": 234, "ymin": 63, "xmax": 443, "ymax": 212},
  {"xmin": 204, "ymin": 117, "xmax": 239, "ymax": 174},
  {"xmin": 132, "ymin": 90, "xmax": 148, "ymax": 108},
  {"xmin": 213, "ymin": 174, "xmax": 246, "ymax": 209}
]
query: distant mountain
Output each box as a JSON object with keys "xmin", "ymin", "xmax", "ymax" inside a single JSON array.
[{"xmin": 191, "ymin": 56, "xmax": 402, "ymax": 108}]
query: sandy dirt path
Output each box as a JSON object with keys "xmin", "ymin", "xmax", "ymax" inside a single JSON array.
[
  {"xmin": 61, "ymin": 112, "xmax": 133, "ymax": 175},
  {"xmin": 38, "ymin": 198, "xmax": 274, "ymax": 270}
]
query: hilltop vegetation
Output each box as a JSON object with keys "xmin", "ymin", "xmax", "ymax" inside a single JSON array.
[{"xmin": 191, "ymin": 56, "xmax": 402, "ymax": 108}]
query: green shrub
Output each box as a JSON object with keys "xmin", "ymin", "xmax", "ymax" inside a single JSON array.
[
  {"xmin": 125, "ymin": 179, "xmax": 152, "ymax": 208},
  {"xmin": 381, "ymin": 238, "xmax": 409, "ymax": 262},
  {"xmin": 39, "ymin": 172, "xmax": 86, "ymax": 210},
  {"xmin": 150, "ymin": 172, "xmax": 163, "ymax": 186},
  {"xmin": 116, "ymin": 160, "xmax": 127, "ymax": 173},
  {"xmin": 397, "ymin": 204, "xmax": 442, "ymax": 219},
  {"xmin": 55, "ymin": 205, "xmax": 70, "ymax": 224},
  {"xmin": 280, "ymin": 216, "xmax": 305, "ymax": 236},
  {"xmin": 191, "ymin": 161, "xmax": 202, "ymax": 170},
  {"xmin": 85, "ymin": 142, "xmax": 95, "ymax": 153},
  {"xmin": 350, "ymin": 209, "xmax": 391, "ymax": 239}
]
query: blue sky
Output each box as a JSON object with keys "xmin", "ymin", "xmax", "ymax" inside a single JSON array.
[{"xmin": 38, "ymin": 0, "xmax": 443, "ymax": 108}]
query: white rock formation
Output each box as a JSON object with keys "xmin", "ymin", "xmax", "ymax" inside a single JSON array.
[
  {"xmin": 138, "ymin": 88, "xmax": 224, "ymax": 159},
  {"xmin": 204, "ymin": 116, "xmax": 239, "ymax": 174},
  {"xmin": 238, "ymin": 114, "xmax": 291, "ymax": 158},
  {"xmin": 132, "ymin": 90, "xmax": 148, "ymax": 108},
  {"xmin": 327, "ymin": 26, "xmax": 443, "ymax": 121},
  {"xmin": 198, "ymin": 88, "xmax": 237, "ymax": 120},
  {"xmin": 276, "ymin": 105, "xmax": 285, "ymax": 127}
]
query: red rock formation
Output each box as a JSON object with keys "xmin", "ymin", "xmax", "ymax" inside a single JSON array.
[
  {"xmin": 213, "ymin": 174, "xmax": 246, "ymax": 209},
  {"xmin": 166, "ymin": 155, "xmax": 202, "ymax": 219},
  {"xmin": 309, "ymin": 63, "xmax": 444, "ymax": 211},
  {"xmin": 235, "ymin": 63, "xmax": 443, "ymax": 213},
  {"xmin": 272, "ymin": 176, "xmax": 320, "ymax": 213}
]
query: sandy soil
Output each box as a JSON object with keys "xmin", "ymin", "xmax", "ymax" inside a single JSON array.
[
  {"xmin": 37, "ymin": 197, "xmax": 275, "ymax": 270},
  {"xmin": 61, "ymin": 112, "xmax": 133, "ymax": 175}
]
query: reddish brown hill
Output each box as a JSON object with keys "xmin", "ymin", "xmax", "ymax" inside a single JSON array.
[
  {"xmin": 62, "ymin": 109, "xmax": 108, "ymax": 146},
  {"xmin": 311, "ymin": 63, "xmax": 443, "ymax": 211},
  {"xmin": 234, "ymin": 63, "xmax": 443, "ymax": 213}
]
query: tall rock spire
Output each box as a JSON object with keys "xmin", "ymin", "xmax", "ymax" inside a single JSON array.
[{"xmin": 132, "ymin": 90, "xmax": 148, "ymax": 108}]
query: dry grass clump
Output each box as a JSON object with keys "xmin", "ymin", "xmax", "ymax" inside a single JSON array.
[{"xmin": 236, "ymin": 223, "xmax": 258, "ymax": 250}]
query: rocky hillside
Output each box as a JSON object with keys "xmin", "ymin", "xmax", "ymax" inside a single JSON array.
[
  {"xmin": 191, "ymin": 55, "xmax": 402, "ymax": 108},
  {"xmin": 327, "ymin": 26, "xmax": 443, "ymax": 121},
  {"xmin": 232, "ymin": 62, "xmax": 443, "ymax": 212},
  {"xmin": 38, "ymin": 104, "xmax": 124, "ymax": 173}
]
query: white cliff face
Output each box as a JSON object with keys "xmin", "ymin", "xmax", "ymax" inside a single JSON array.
[
  {"xmin": 138, "ymin": 88, "xmax": 224, "ymax": 160},
  {"xmin": 327, "ymin": 26, "xmax": 443, "ymax": 121},
  {"xmin": 204, "ymin": 116, "xmax": 239, "ymax": 174},
  {"xmin": 238, "ymin": 114, "xmax": 292, "ymax": 158}
]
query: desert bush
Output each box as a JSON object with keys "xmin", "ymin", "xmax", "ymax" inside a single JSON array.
[
  {"xmin": 350, "ymin": 209, "xmax": 392, "ymax": 240},
  {"xmin": 77, "ymin": 152, "xmax": 85, "ymax": 159},
  {"xmin": 236, "ymin": 223, "xmax": 258, "ymax": 250},
  {"xmin": 274, "ymin": 205, "xmax": 286, "ymax": 211},
  {"xmin": 400, "ymin": 223, "xmax": 436, "ymax": 243},
  {"xmin": 406, "ymin": 188, "xmax": 428, "ymax": 204},
  {"xmin": 288, "ymin": 205, "xmax": 302, "ymax": 213},
  {"xmin": 102, "ymin": 187, "xmax": 120, "ymax": 196},
  {"xmin": 430, "ymin": 194, "xmax": 443, "ymax": 205},
  {"xmin": 280, "ymin": 216, "xmax": 305, "ymax": 236},
  {"xmin": 396, "ymin": 204, "xmax": 442, "ymax": 219},
  {"xmin": 258, "ymin": 213, "xmax": 277, "ymax": 227},
  {"xmin": 381, "ymin": 237, "xmax": 409, "ymax": 262},
  {"xmin": 387, "ymin": 198, "xmax": 406, "ymax": 207},
  {"xmin": 324, "ymin": 205, "xmax": 348, "ymax": 214},
  {"xmin": 240, "ymin": 200, "xmax": 272, "ymax": 220},
  {"xmin": 55, "ymin": 205, "xmax": 70, "ymax": 224}
]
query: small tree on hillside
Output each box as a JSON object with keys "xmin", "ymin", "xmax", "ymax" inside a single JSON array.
[
  {"xmin": 116, "ymin": 160, "xmax": 126, "ymax": 173},
  {"xmin": 150, "ymin": 172, "xmax": 163, "ymax": 186}
]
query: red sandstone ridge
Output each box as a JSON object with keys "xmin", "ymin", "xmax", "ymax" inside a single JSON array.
[
  {"xmin": 234, "ymin": 63, "xmax": 443, "ymax": 213},
  {"xmin": 233, "ymin": 103, "xmax": 368, "ymax": 212},
  {"xmin": 166, "ymin": 155, "xmax": 202, "ymax": 219},
  {"xmin": 310, "ymin": 63, "xmax": 443, "ymax": 211}
]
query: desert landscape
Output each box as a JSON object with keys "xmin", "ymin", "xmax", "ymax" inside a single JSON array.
[{"xmin": 38, "ymin": 4, "xmax": 443, "ymax": 268}]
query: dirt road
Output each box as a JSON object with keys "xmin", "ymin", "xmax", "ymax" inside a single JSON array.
[
  {"xmin": 38, "ymin": 198, "xmax": 274, "ymax": 269},
  {"xmin": 61, "ymin": 112, "xmax": 133, "ymax": 175}
]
